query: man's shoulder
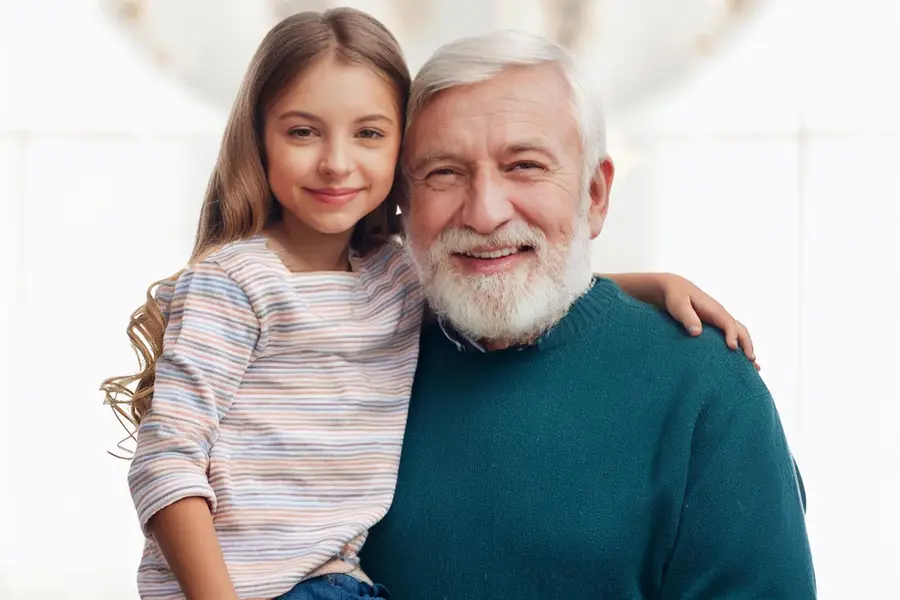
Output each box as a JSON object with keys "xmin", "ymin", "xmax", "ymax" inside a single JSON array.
[
  {"xmin": 582, "ymin": 277, "xmax": 701, "ymax": 352},
  {"xmin": 593, "ymin": 277, "xmax": 747, "ymax": 360},
  {"xmin": 586, "ymin": 278, "xmax": 772, "ymax": 410}
]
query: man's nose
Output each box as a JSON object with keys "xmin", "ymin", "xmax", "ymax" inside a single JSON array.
[
  {"xmin": 318, "ymin": 139, "xmax": 352, "ymax": 178},
  {"xmin": 460, "ymin": 171, "xmax": 514, "ymax": 235}
]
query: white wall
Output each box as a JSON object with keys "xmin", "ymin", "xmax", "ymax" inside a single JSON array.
[{"xmin": 0, "ymin": 0, "xmax": 897, "ymax": 598}]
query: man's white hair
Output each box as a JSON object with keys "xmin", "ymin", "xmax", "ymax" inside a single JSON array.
[{"xmin": 408, "ymin": 29, "xmax": 606, "ymax": 187}]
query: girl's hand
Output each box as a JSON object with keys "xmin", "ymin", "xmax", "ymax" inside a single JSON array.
[
  {"xmin": 606, "ymin": 272, "xmax": 759, "ymax": 370},
  {"xmin": 659, "ymin": 274, "xmax": 759, "ymax": 370}
]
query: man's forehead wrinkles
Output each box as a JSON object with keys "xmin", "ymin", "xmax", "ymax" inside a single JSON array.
[{"xmin": 407, "ymin": 95, "xmax": 571, "ymax": 168}]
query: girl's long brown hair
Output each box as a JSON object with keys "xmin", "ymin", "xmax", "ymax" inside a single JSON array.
[{"xmin": 101, "ymin": 8, "xmax": 411, "ymax": 444}]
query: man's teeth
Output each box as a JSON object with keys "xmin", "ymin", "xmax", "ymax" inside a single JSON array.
[{"xmin": 463, "ymin": 247, "xmax": 520, "ymax": 259}]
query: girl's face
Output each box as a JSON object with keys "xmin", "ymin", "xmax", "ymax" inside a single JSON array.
[{"xmin": 263, "ymin": 55, "xmax": 402, "ymax": 240}]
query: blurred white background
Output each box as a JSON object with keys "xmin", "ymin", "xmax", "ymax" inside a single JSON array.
[{"xmin": 0, "ymin": 0, "xmax": 898, "ymax": 598}]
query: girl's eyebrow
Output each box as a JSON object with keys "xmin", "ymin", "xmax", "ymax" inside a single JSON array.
[{"xmin": 277, "ymin": 110, "xmax": 395, "ymax": 126}]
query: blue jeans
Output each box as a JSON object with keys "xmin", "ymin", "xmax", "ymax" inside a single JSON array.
[{"xmin": 276, "ymin": 574, "xmax": 391, "ymax": 600}]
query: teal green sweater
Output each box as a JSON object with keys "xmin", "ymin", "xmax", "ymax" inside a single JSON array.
[{"xmin": 361, "ymin": 279, "xmax": 816, "ymax": 599}]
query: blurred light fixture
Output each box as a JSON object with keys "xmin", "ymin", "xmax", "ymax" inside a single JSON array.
[{"xmin": 99, "ymin": 0, "xmax": 768, "ymax": 114}]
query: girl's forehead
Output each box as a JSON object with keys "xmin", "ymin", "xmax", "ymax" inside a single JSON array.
[
  {"xmin": 276, "ymin": 57, "xmax": 398, "ymax": 105},
  {"xmin": 263, "ymin": 64, "xmax": 401, "ymax": 127}
]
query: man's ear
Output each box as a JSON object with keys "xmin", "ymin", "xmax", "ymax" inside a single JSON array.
[{"xmin": 587, "ymin": 158, "xmax": 615, "ymax": 238}]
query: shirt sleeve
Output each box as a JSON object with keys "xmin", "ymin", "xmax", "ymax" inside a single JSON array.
[
  {"xmin": 127, "ymin": 260, "xmax": 260, "ymax": 536},
  {"xmin": 660, "ymin": 393, "xmax": 817, "ymax": 599},
  {"xmin": 382, "ymin": 241, "xmax": 425, "ymax": 311}
]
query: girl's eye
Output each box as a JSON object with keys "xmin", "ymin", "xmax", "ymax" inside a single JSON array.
[
  {"xmin": 288, "ymin": 127, "xmax": 316, "ymax": 138},
  {"xmin": 358, "ymin": 129, "xmax": 384, "ymax": 139}
]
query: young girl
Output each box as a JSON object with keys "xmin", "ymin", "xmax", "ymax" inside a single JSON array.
[{"xmin": 103, "ymin": 8, "xmax": 755, "ymax": 600}]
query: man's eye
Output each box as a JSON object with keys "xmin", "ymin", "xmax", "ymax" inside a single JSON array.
[
  {"xmin": 428, "ymin": 168, "xmax": 457, "ymax": 177},
  {"xmin": 511, "ymin": 161, "xmax": 543, "ymax": 171}
]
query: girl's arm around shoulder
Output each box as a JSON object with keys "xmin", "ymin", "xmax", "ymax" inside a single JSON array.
[{"xmin": 603, "ymin": 272, "xmax": 758, "ymax": 370}]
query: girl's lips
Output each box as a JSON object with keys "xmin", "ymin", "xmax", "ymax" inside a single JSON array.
[{"xmin": 304, "ymin": 187, "xmax": 363, "ymax": 205}]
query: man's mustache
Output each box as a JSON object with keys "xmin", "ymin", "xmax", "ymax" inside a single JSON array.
[{"xmin": 432, "ymin": 222, "xmax": 547, "ymax": 255}]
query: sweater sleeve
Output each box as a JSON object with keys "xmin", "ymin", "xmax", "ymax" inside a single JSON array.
[
  {"xmin": 660, "ymin": 393, "xmax": 817, "ymax": 599},
  {"xmin": 127, "ymin": 260, "xmax": 260, "ymax": 536}
]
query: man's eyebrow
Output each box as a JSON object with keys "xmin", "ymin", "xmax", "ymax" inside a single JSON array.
[
  {"xmin": 506, "ymin": 141, "xmax": 560, "ymax": 163},
  {"xmin": 408, "ymin": 151, "xmax": 464, "ymax": 174},
  {"xmin": 407, "ymin": 141, "xmax": 561, "ymax": 173}
]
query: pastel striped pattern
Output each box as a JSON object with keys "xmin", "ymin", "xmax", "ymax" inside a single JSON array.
[{"xmin": 128, "ymin": 236, "xmax": 424, "ymax": 600}]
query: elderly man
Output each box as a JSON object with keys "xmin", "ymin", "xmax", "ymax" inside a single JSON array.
[{"xmin": 359, "ymin": 30, "xmax": 816, "ymax": 599}]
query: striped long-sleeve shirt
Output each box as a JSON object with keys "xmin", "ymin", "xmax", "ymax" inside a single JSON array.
[{"xmin": 127, "ymin": 236, "xmax": 424, "ymax": 600}]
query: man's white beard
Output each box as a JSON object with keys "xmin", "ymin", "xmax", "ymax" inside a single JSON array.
[{"xmin": 406, "ymin": 213, "xmax": 594, "ymax": 347}]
